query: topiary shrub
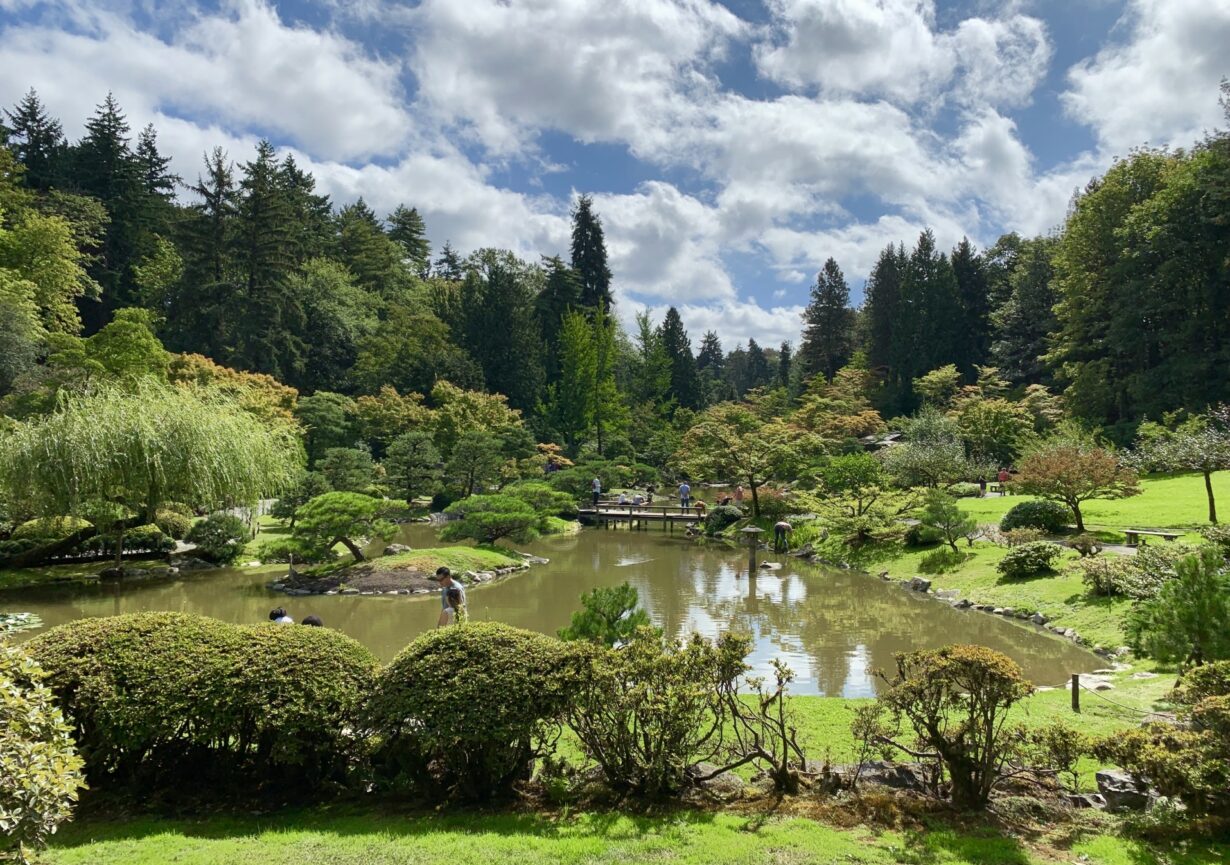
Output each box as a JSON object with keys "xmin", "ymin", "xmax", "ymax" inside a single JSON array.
[
  {"xmin": 1094, "ymin": 660, "xmax": 1230, "ymax": 816},
  {"xmin": 1, "ymin": 644, "xmax": 86, "ymax": 865},
  {"xmin": 365, "ymin": 622, "xmax": 582, "ymax": 800},
  {"xmin": 503, "ymin": 482, "xmax": 579, "ymax": 519},
  {"xmin": 70, "ymin": 524, "xmax": 174, "ymax": 558},
  {"xmin": 949, "ymin": 482, "xmax": 982, "ymax": 498},
  {"xmin": 26, "ymin": 613, "xmax": 379, "ymax": 794},
  {"xmin": 10, "ymin": 517, "xmax": 91, "ymax": 542},
  {"xmin": 704, "ymin": 504, "xmax": 743, "ymax": 536},
  {"xmin": 858, "ymin": 644, "xmax": 1033, "ymax": 809},
  {"xmin": 996, "ymin": 541, "xmax": 1062, "ymax": 580},
  {"xmin": 441, "ymin": 495, "xmax": 539, "ymax": 544},
  {"xmin": 999, "ymin": 500, "xmax": 1069, "ymax": 533},
  {"xmin": 154, "ymin": 509, "xmax": 193, "ymax": 540},
  {"xmin": 257, "ymin": 537, "xmax": 337, "ymax": 565},
  {"xmin": 159, "ymin": 501, "xmax": 196, "ymax": 518},
  {"xmin": 186, "ymin": 512, "xmax": 252, "ymax": 564},
  {"xmin": 567, "ymin": 630, "xmax": 750, "ymax": 799}
]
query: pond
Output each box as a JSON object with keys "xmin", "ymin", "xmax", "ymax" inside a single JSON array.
[{"xmin": 4, "ymin": 524, "xmax": 1099, "ymax": 695}]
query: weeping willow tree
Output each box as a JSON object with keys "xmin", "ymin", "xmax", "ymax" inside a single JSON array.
[{"xmin": 0, "ymin": 381, "xmax": 303, "ymax": 568}]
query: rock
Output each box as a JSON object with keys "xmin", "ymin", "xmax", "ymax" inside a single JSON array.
[
  {"xmin": 1096, "ymin": 769, "xmax": 1151, "ymax": 811},
  {"xmin": 270, "ymin": 582, "xmax": 285, "ymax": 591},
  {"xmin": 383, "ymin": 544, "xmax": 411, "ymax": 555},
  {"xmin": 788, "ymin": 543, "xmax": 814, "ymax": 558},
  {"xmin": 684, "ymin": 763, "xmax": 745, "ymax": 801},
  {"xmin": 992, "ymin": 607, "xmax": 1005, "ymax": 615},
  {"xmin": 169, "ymin": 556, "xmax": 214, "ymax": 571},
  {"xmin": 759, "ymin": 561, "xmax": 782, "ymax": 570},
  {"xmin": 934, "ymin": 589, "xmax": 960, "ymax": 600},
  {"xmin": 412, "ymin": 588, "xmax": 430, "ymax": 594},
  {"xmin": 98, "ymin": 567, "xmax": 125, "ymax": 580},
  {"xmin": 166, "ymin": 567, "xmax": 179, "ymax": 576},
  {"xmin": 521, "ymin": 555, "xmax": 550, "ymax": 565},
  {"xmin": 324, "ymin": 590, "xmax": 338, "ymax": 595},
  {"xmin": 1093, "ymin": 668, "xmax": 1116, "ymax": 675},
  {"xmin": 1030, "ymin": 612, "xmax": 1048, "ymax": 625},
  {"xmin": 834, "ymin": 761, "xmax": 931, "ymax": 794},
  {"xmin": 1000, "ymin": 608, "xmax": 1016, "ymax": 617},
  {"xmin": 1094, "ymin": 682, "xmax": 1115, "ymax": 691},
  {"xmin": 952, "ymin": 598, "xmax": 972, "ymax": 609},
  {"xmin": 340, "ymin": 588, "xmax": 360, "ymax": 595},
  {"xmin": 1131, "ymin": 671, "xmax": 1158, "ymax": 680},
  {"xmin": 907, "ymin": 577, "xmax": 932, "ymax": 592},
  {"xmin": 879, "ymin": 572, "xmax": 892, "ymax": 580},
  {"xmin": 1067, "ymin": 793, "xmax": 1107, "ymax": 809}
]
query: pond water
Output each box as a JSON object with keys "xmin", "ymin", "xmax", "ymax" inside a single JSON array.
[{"xmin": 4, "ymin": 524, "xmax": 1099, "ymax": 695}]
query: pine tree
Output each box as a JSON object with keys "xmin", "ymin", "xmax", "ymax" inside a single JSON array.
[
  {"xmin": 277, "ymin": 154, "xmax": 333, "ymax": 263},
  {"xmin": 907, "ymin": 231, "xmax": 963, "ymax": 374},
  {"xmin": 657, "ymin": 306, "xmax": 701, "ymax": 409},
  {"xmin": 696, "ymin": 329, "xmax": 729, "ymax": 404},
  {"xmin": 387, "ymin": 205, "xmax": 431, "ymax": 276},
  {"xmin": 745, "ymin": 338, "xmax": 771, "ymax": 391},
  {"xmin": 778, "ymin": 341, "xmax": 793, "ymax": 390},
  {"xmin": 631, "ymin": 311, "xmax": 672, "ymax": 407},
  {"xmin": 5, "ymin": 89, "xmax": 66, "ymax": 190},
  {"xmin": 951, "ymin": 237, "xmax": 990, "ymax": 381},
  {"xmin": 800, "ymin": 257, "xmax": 853, "ymax": 381},
  {"xmin": 433, "ymin": 241, "xmax": 463, "ymax": 280},
  {"xmin": 537, "ymin": 256, "xmax": 582, "ymax": 385},
  {"xmin": 570, "ymin": 194, "xmax": 612, "ymax": 310},
  {"xmin": 864, "ymin": 243, "xmax": 906, "ymax": 374},
  {"xmin": 551, "ymin": 310, "xmax": 597, "ymax": 452},
  {"xmin": 992, "ymin": 235, "xmax": 1058, "ymax": 387},
  {"xmin": 336, "ymin": 198, "xmax": 409, "ymax": 300},
  {"xmin": 134, "ymin": 123, "xmax": 178, "ymax": 199}
]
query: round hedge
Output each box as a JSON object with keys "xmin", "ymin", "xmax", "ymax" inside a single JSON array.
[
  {"xmin": 365, "ymin": 621, "xmax": 582, "ymax": 800},
  {"xmin": 11, "ymin": 516, "xmax": 91, "ymax": 542},
  {"xmin": 26, "ymin": 612, "xmax": 379, "ymax": 792},
  {"xmin": 999, "ymin": 500, "xmax": 1070, "ymax": 533},
  {"xmin": 154, "ymin": 509, "xmax": 193, "ymax": 540}
]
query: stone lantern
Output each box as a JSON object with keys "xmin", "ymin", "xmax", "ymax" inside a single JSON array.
[{"xmin": 740, "ymin": 526, "xmax": 764, "ymax": 573}]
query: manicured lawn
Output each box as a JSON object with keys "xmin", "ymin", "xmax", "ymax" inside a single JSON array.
[
  {"xmin": 38, "ymin": 808, "xmax": 1230, "ymax": 865},
  {"xmin": 0, "ymin": 560, "xmax": 101, "ymax": 591},
  {"xmin": 376, "ymin": 544, "xmax": 524, "ymax": 573}
]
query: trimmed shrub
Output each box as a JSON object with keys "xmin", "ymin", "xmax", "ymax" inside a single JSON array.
[
  {"xmin": 503, "ymin": 482, "xmax": 579, "ymax": 518},
  {"xmin": 567, "ymin": 630, "xmax": 750, "ymax": 799},
  {"xmin": 996, "ymin": 541, "xmax": 1062, "ymax": 580},
  {"xmin": 11, "ymin": 517, "xmax": 91, "ymax": 542},
  {"xmin": 904, "ymin": 523, "xmax": 943, "ymax": 547},
  {"xmin": 160, "ymin": 501, "xmax": 196, "ymax": 518},
  {"xmin": 26, "ymin": 613, "xmax": 379, "ymax": 793},
  {"xmin": 186, "ymin": 512, "xmax": 252, "ymax": 564},
  {"xmin": 365, "ymin": 622, "xmax": 581, "ymax": 800},
  {"xmin": 70, "ymin": 524, "xmax": 174, "ymax": 558},
  {"xmin": 999, "ymin": 500, "xmax": 1069, "ymax": 533},
  {"xmin": 441, "ymin": 494, "xmax": 539, "ymax": 544},
  {"xmin": 1, "ymin": 644, "xmax": 86, "ymax": 865},
  {"xmin": 704, "ymin": 504, "xmax": 743, "ymax": 535},
  {"xmin": 154, "ymin": 509, "xmax": 193, "ymax": 540},
  {"xmin": 949, "ymin": 482, "xmax": 982, "ymax": 498},
  {"xmin": 0, "ymin": 538, "xmax": 42, "ymax": 559},
  {"xmin": 1074, "ymin": 544, "xmax": 1194, "ymax": 599},
  {"xmin": 859, "ymin": 645, "xmax": 1033, "ymax": 808},
  {"xmin": 258, "ymin": 537, "xmax": 337, "ymax": 565},
  {"xmin": 1069, "ymin": 533, "xmax": 1102, "ymax": 557}
]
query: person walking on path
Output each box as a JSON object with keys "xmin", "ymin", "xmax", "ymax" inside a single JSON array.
[
  {"xmin": 591, "ymin": 477, "xmax": 602, "ymax": 507},
  {"xmin": 679, "ymin": 480, "xmax": 691, "ymax": 509},
  {"xmin": 734, "ymin": 485, "xmax": 745, "ymax": 505},
  {"xmin": 434, "ymin": 567, "xmax": 466, "ymax": 617},
  {"xmin": 773, "ymin": 520, "xmax": 792, "ymax": 553},
  {"xmin": 437, "ymin": 586, "xmax": 466, "ymax": 627}
]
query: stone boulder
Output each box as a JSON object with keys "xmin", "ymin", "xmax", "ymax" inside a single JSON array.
[
  {"xmin": 383, "ymin": 543, "xmax": 411, "ymax": 556},
  {"xmin": 907, "ymin": 577, "xmax": 931, "ymax": 592},
  {"xmin": 1096, "ymin": 769, "xmax": 1151, "ymax": 810}
]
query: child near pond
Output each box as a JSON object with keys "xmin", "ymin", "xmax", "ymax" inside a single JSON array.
[{"xmin": 437, "ymin": 586, "xmax": 466, "ymax": 627}]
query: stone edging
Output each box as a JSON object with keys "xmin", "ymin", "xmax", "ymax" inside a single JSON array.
[{"xmin": 268, "ymin": 555, "xmax": 547, "ymax": 597}]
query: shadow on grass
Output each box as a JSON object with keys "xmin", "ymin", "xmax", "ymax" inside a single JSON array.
[{"xmin": 896, "ymin": 825, "xmax": 1033, "ymax": 865}]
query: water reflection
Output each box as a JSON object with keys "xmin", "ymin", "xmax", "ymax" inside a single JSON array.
[{"xmin": 4, "ymin": 523, "xmax": 1099, "ymax": 695}]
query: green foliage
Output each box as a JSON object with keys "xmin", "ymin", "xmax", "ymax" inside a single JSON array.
[
  {"xmin": 567, "ymin": 630, "xmax": 750, "ymax": 798},
  {"xmin": 292, "ymin": 492, "xmax": 395, "ymax": 562},
  {"xmin": 804, "ymin": 452, "xmax": 913, "ymax": 548},
  {"xmin": 800, "ymin": 257, "xmax": 854, "ymax": 381},
  {"xmin": 1024, "ymin": 719, "xmax": 1089, "ymax": 793},
  {"xmin": 186, "ymin": 513, "xmax": 252, "ymax": 565},
  {"xmin": 999, "ymin": 500, "xmax": 1069, "ymax": 533},
  {"xmin": 383, "ymin": 431, "xmax": 441, "ymax": 503},
  {"xmin": 1075, "ymin": 543, "xmax": 1195, "ymax": 599},
  {"xmin": 440, "ymin": 494, "xmax": 539, "ymax": 544},
  {"xmin": 318, "ymin": 447, "xmax": 375, "ymax": 494},
  {"xmin": 1069, "ymin": 532, "xmax": 1102, "ymax": 557},
  {"xmin": 365, "ymin": 622, "xmax": 581, "ymax": 800},
  {"xmin": 704, "ymin": 504, "xmax": 744, "ymax": 536},
  {"xmin": 1127, "ymin": 548, "xmax": 1230, "ymax": 667},
  {"xmin": 557, "ymin": 583, "xmax": 652, "ymax": 647},
  {"xmin": 26, "ymin": 613, "xmax": 378, "ymax": 793},
  {"xmin": 919, "ymin": 489, "xmax": 978, "ymax": 552},
  {"xmin": 73, "ymin": 523, "xmax": 173, "ymax": 558},
  {"xmin": 882, "ymin": 406, "xmax": 986, "ymax": 488},
  {"xmin": 995, "ymin": 541, "xmax": 1062, "ymax": 580},
  {"xmin": 1013, "ymin": 431, "xmax": 1140, "ymax": 531},
  {"xmin": 918, "ymin": 547, "xmax": 966, "ymax": 574},
  {"xmin": 503, "ymin": 482, "xmax": 578, "ymax": 519},
  {"xmin": 1094, "ymin": 660, "xmax": 1230, "ymax": 816},
  {"xmin": 444, "ymin": 431, "xmax": 503, "ymax": 497},
  {"xmin": 153, "ymin": 509, "xmax": 192, "ymax": 540},
  {"xmin": 270, "ymin": 470, "xmax": 332, "ymax": 523},
  {"xmin": 0, "ymin": 643, "xmax": 86, "ymax": 865},
  {"xmin": 10, "ymin": 517, "xmax": 90, "ymax": 542},
  {"xmin": 866, "ymin": 644, "xmax": 1033, "ymax": 808}
]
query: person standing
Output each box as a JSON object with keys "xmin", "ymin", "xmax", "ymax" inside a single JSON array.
[
  {"xmin": 773, "ymin": 520, "xmax": 792, "ymax": 553},
  {"xmin": 434, "ymin": 567, "xmax": 466, "ymax": 617},
  {"xmin": 437, "ymin": 586, "xmax": 466, "ymax": 627},
  {"xmin": 591, "ymin": 476, "xmax": 602, "ymax": 507},
  {"xmin": 734, "ymin": 485, "xmax": 745, "ymax": 505},
  {"xmin": 679, "ymin": 480, "xmax": 691, "ymax": 509}
]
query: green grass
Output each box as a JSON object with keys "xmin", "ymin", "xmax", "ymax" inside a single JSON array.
[
  {"xmin": 376, "ymin": 545, "xmax": 524, "ymax": 573},
  {"xmin": 39, "ymin": 807, "xmax": 1230, "ymax": 865},
  {"xmin": 0, "ymin": 560, "xmax": 102, "ymax": 591}
]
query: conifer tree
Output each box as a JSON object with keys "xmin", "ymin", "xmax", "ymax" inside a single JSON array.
[
  {"xmin": 387, "ymin": 205, "xmax": 431, "ymax": 275},
  {"xmin": 657, "ymin": 306, "xmax": 701, "ymax": 409},
  {"xmin": 864, "ymin": 243, "xmax": 906, "ymax": 376},
  {"xmin": 950, "ymin": 237, "xmax": 990, "ymax": 380},
  {"xmin": 778, "ymin": 341, "xmax": 793, "ymax": 390},
  {"xmin": 696, "ymin": 330, "xmax": 729, "ymax": 404},
  {"xmin": 537, "ymin": 256, "xmax": 582, "ymax": 385},
  {"xmin": 433, "ymin": 241, "xmax": 463, "ymax": 280},
  {"xmin": 570, "ymin": 194, "xmax": 612, "ymax": 310},
  {"xmin": 745, "ymin": 338, "xmax": 771, "ymax": 391},
  {"xmin": 5, "ymin": 89, "xmax": 66, "ymax": 190},
  {"xmin": 800, "ymin": 257, "xmax": 853, "ymax": 381}
]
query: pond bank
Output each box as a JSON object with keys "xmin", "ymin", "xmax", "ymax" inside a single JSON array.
[{"xmin": 272, "ymin": 545, "xmax": 535, "ymax": 597}]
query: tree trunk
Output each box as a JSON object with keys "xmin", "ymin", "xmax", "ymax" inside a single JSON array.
[
  {"xmin": 1205, "ymin": 471, "xmax": 1217, "ymax": 524},
  {"xmin": 1071, "ymin": 501, "xmax": 1085, "ymax": 532},
  {"xmin": 113, "ymin": 526, "xmax": 126, "ymax": 572},
  {"xmin": 749, "ymin": 480, "xmax": 760, "ymax": 518},
  {"xmin": 337, "ymin": 537, "xmax": 366, "ymax": 562}
]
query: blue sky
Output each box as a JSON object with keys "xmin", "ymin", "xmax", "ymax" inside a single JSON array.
[{"xmin": 1, "ymin": 0, "xmax": 1227, "ymax": 348}]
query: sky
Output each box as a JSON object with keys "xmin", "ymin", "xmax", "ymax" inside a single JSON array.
[{"xmin": 1, "ymin": 0, "xmax": 1227, "ymax": 350}]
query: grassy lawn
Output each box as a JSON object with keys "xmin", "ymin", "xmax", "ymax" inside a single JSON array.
[
  {"xmin": 377, "ymin": 545, "xmax": 524, "ymax": 573},
  {"xmin": 38, "ymin": 808, "xmax": 1230, "ymax": 865},
  {"xmin": 0, "ymin": 560, "xmax": 102, "ymax": 591}
]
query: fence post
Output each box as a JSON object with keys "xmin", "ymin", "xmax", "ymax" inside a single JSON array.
[{"xmin": 1071, "ymin": 674, "xmax": 1080, "ymax": 713}]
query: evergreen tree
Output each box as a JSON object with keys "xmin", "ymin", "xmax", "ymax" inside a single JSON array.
[
  {"xmin": 991, "ymin": 235, "xmax": 1059, "ymax": 388},
  {"xmin": 5, "ymin": 89, "xmax": 66, "ymax": 190},
  {"xmin": 950, "ymin": 237, "xmax": 990, "ymax": 380},
  {"xmin": 433, "ymin": 241, "xmax": 463, "ymax": 280},
  {"xmin": 387, "ymin": 205, "xmax": 431, "ymax": 276},
  {"xmin": 630, "ymin": 311, "xmax": 672, "ymax": 407},
  {"xmin": 778, "ymin": 341, "xmax": 793, "ymax": 390},
  {"xmin": 800, "ymin": 257, "xmax": 853, "ymax": 381},
  {"xmin": 906, "ymin": 230, "xmax": 963, "ymax": 376},
  {"xmin": 551, "ymin": 310, "xmax": 597, "ymax": 451},
  {"xmin": 657, "ymin": 306, "xmax": 701, "ymax": 409},
  {"xmin": 336, "ymin": 198, "xmax": 410, "ymax": 300},
  {"xmin": 696, "ymin": 329, "xmax": 729, "ymax": 404},
  {"xmin": 277, "ymin": 154, "xmax": 333, "ymax": 263},
  {"xmin": 745, "ymin": 338, "xmax": 771, "ymax": 391},
  {"xmin": 536, "ymin": 255, "xmax": 582, "ymax": 385},
  {"xmin": 864, "ymin": 243, "xmax": 906, "ymax": 377},
  {"xmin": 570, "ymin": 194, "xmax": 612, "ymax": 310},
  {"xmin": 133, "ymin": 123, "xmax": 178, "ymax": 199}
]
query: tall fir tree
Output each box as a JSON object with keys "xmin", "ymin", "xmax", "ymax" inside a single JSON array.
[
  {"xmin": 864, "ymin": 243, "xmax": 907, "ymax": 376},
  {"xmin": 800, "ymin": 257, "xmax": 853, "ymax": 381},
  {"xmin": 387, "ymin": 205, "xmax": 431, "ymax": 276},
  {"xmin": 336, "ymin": 198, "xmax": 410, "ymax": 301},
  {"xmin": 570, "ymin": 193, "xmax": 612, "ymax": 310},
  {"xmin": 777, "ymin": 341, "xmax": 793, "ymax": 390},
  {"xmin": 906, "ymin": 230, "xmax": 963, "ymax": 376},
  {"xmin": 536, "ymin": 255, "xmax": 582, "ymax": 385},
  {"xmin": 5, "ymin": 89, "xmax": 66, "ymax": 190},
  {"xmin": 657, "ymin": 306, "xmax": 701, "ymax": 409},
  {"xmin": 950, "ymin": 237, "xmax": 991, "ymax": 381},
  {"xmin": 745, "ymin": 338, "xmax": 771, "ymax": 391},
  {"xmin": 433, "ymin": 241, "xmax": 463, "ymax": 280},
  {"xmin": 696, "ymin": 329, "xmax": 729, "ymax": 404}
]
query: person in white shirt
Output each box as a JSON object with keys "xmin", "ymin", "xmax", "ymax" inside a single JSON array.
[{"xmin": 268, "ymin": 607, "xmax": 293, "ymax": 624}]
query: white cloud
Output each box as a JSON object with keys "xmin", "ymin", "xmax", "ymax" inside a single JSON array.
[{"xmin": 1064, "ymin": 0, "xmax": 1230, "ymax": 152}]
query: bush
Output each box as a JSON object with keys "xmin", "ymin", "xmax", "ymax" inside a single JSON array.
[
  {"xmin": 159, "ymin": 501, "xmax": 196, "ymax": 518},
  {"xmin": 503, "ymin": 482, "xmax": 579, "ymax": 518},
  {"xmin": 861, "ymin": 644, "xmax": 1033, "ymax": 808},
  {"xmin": 1199, "ymin": 523, "xmax": 1230, "ymax": 558},
  {"xmin": 999, "ymin": 500, "xmax": 1070, "ymax": 533},
  {"xmin": 27, "ymin": 613, "xmax": 379, "ymax": 793},
  {"xmin": 70, "ymin": 524, "xmax": 174, "ymax": 558},
  {"xmin": 365, "ymin": 622, "xmax": 581, "ymax": 800},
  {"xmin": 11, "ymin": 516, "xmax": 91, "ymax": 542},
  {"xmin": 1, "ymin": 644, "xmax": 86, "ymax": 865},
  {"xmin": 904, "ymin": 522, "xmax": 943, "ymax": 547},
  {"xmin": 257, "ymin": 537, "xmax": 337, "ymax": 565},
  {"xmin": 441, "ymin": 494, "xmax": 539, "ymax": 544},
  {"xmin": 567, "ymin": 630, "xmax": 750, "ymax": 798},
  {"xmin": 1003, "ymin": 527, "xmax": 1044, "ymax": 547},
  {"xmin": 0, "ymin": 538, "xmax": 42, "ymax": 559},
  {"xmin": 1127, "ymin": 548, "xmax": 1230, "ymax": 667},
  {"xmin": 1069, "ymin": 533, "xmax": 1102, "ymax": 557},
  {"xmin": 919, "ymin": 547, "xmax": 965, "ymax": 574},
  {"xmin": 558, "ymin": 583, "xmax": 652, "ymax": 647},
  {"xmin": 1095, "ymin": 660, "xmax": 1230, "ymax": 815},
  {"xmin": 186, "ymin": 512, "xmax": 252, "ymax": 564},
  {"xmin": 752, "ymin": 486, "xmax": 793, "ymax": 521},
  {"xmin": 703, "ymin": 504, "xmax": 743, "ymax": 536},
  {"xmin": 949, "ymin": 482, "xmax": 982, "ymax": 498},
  {"xmin": 154, "ymin": 509, "xmax": 193, "ymax": 540},
  {"xmin": 1074, "ymin": 544, "xmax": 1194, "ymax": 599},
  {"xmin": 996, "ymin": 541, "xmax": 1062, "ymax": 580}
]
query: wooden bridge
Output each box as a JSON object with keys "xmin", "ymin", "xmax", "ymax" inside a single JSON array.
[{"xmin": 579, "ymin": 500, "xmax": 704, "ymax": 530}]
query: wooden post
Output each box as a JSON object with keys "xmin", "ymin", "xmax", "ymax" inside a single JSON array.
[{"xmin": 1071, "ymin": 674, "xmax": 1080, "ymax": 713}]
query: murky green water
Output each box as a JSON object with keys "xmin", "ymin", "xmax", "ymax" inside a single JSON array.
[{"xmin": 4, "ymin": 524, "xmax": 1098, "ymax": 695}]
